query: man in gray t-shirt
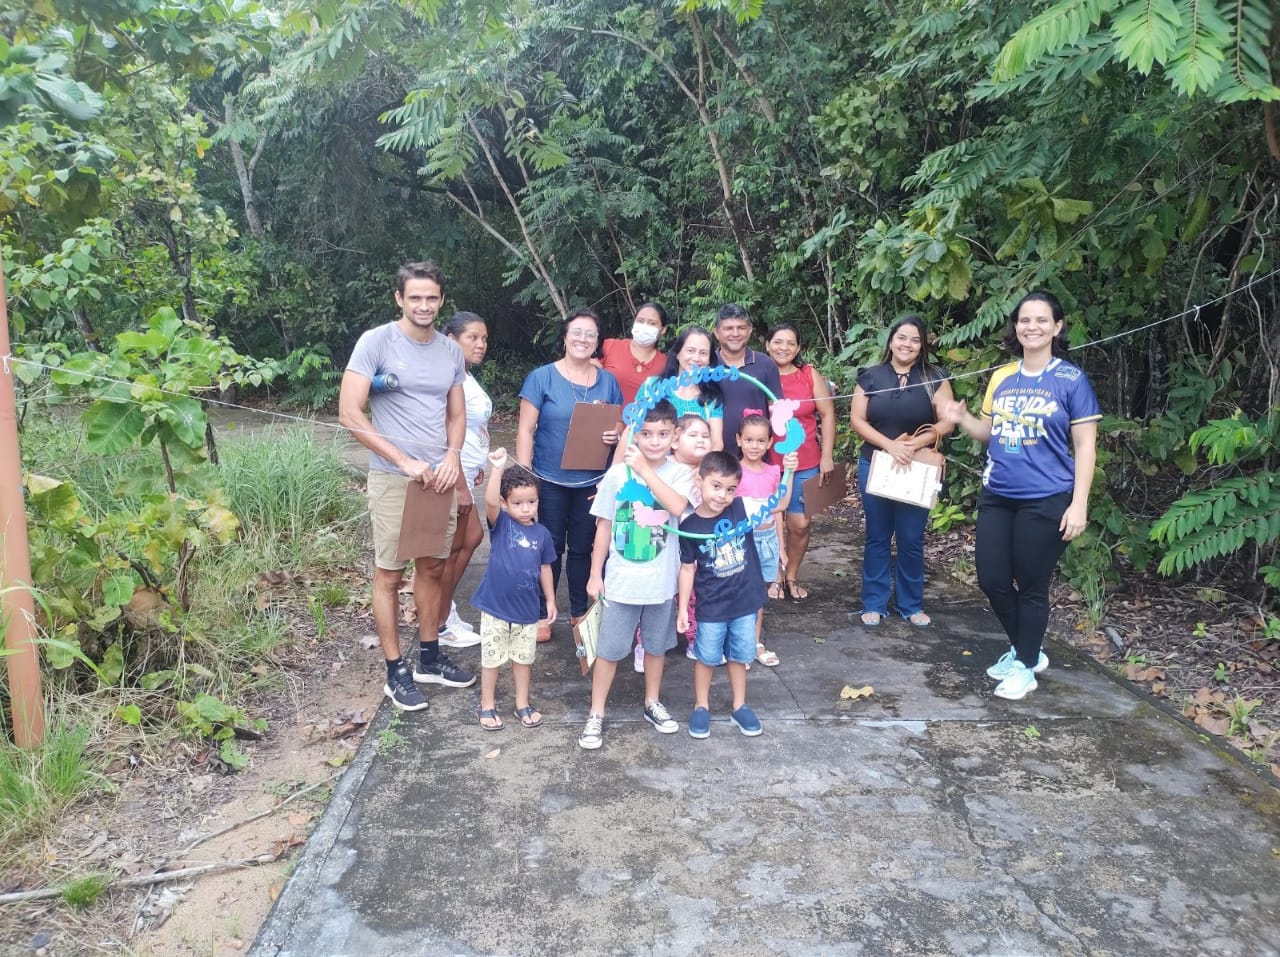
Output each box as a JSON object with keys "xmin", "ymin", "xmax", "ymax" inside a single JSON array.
[{"xmin": 338, "ymin": 261, "xmax": 476, "ymax": 712}]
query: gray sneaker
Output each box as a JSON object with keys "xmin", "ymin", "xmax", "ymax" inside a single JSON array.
[
  {"xmin": 642, "ymin": 700, "xmax": 678, "ymax": 734},
  {"xmin": 578, "ymin": 714, "xmax": 604, "ymax": 750}
]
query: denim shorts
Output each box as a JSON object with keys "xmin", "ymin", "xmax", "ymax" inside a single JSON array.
[
  {"xmin": 752, "ymin": 524, "xmax": 780, "ymax": 583},
  {"xmin": 693, "ymin": 612, "xmax": 757, "ymax": 665},
  {"xmin": 786, "ymin": 466, "xmax": 821, "ymax": 515}
]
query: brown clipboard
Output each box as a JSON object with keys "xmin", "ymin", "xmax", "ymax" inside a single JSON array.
[
  {"xmin": 560, "ymin": 402, "xmax": 622, "ymax": 471},
  {"xmin": 802, "ymin": 464, "xmax": 850, "ymax": 518},
  {"xmin": 395, "ymin": 480, "xmax": 455, "ymax": 561}
]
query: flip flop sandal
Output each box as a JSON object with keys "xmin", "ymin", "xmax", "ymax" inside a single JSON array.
[
  {"xmin": 860, "ymin": 612, "xmax": 883, "ymax": 627},
  {"xmin": 514, "ymin": 705, "xmax": 543, "ymax": 729},
  {"xmin": 767, "ymin": 582, "xmax": 787, "ymax": 601},
  {"xmin": 785, "ymin": 580, "xmax": 809, "ymax": 602},
  {"xmin": 907, "ymin": 611, "xmax": 932, "ymax": 627},
  {"xmin": 755, "ymin": 643, "xmax": 780, "ymax": 667},
  {"xmin": 478, "ymin": 708, "xmax": 504, "ymax": 732}
]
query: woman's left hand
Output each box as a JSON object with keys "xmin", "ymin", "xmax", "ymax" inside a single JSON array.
[
  {"xmin": 819, "ymin": 453, "xmax": 835, "ymax": 485},
  {"xmin": 602, "ymin": 429, "xmax": 620, "ymax": 446},
  {"xmin": 1060, "ymin": 502, "xmax": 1088, "ymax": 541}
]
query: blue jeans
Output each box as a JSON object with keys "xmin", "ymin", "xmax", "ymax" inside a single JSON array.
[
  {"xmin": 536, "ymin": 480, "xmax": 596, "ymax": 618},
  {"xmin": 857, "ymin": 456, "xmax": 928, "ymax": 617}
]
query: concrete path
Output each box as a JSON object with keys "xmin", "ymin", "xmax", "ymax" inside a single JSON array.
[{"xmin": 250, "ymin": 518, "xmax": 1280, "ymax": 957}]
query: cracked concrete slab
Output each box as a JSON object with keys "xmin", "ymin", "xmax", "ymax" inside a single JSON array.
[{"xmin": 250, "ymin": 516, "xmax": 1280, "ymax": 957}]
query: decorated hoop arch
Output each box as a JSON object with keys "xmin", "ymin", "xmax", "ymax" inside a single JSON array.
[{"xmin": 619, "ymin": 364, "xmax": 802, "ymax": 550}]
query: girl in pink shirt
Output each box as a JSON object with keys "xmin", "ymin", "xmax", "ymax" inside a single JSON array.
[{"xmin": 736, "ymin": 413, "xmax": 797, "ymax": 666}]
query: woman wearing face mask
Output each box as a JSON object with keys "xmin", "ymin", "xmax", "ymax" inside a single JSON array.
[{"xmin": 597, "ymin": 302, "xmax": 668, "ymax": 406}]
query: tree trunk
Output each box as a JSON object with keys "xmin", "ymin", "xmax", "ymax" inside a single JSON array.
[{"xmin": 225, "ymin": 97, "xmax": 267, "ymax": 239}]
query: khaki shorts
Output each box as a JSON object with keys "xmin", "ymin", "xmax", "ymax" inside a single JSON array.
[
  {"xmin": 367, "ymin": 469, "xmax": 457, "ymax": 570},
  {"xmin": 479, "ymin": 612, "xmax": 537, "ymax": 668}
]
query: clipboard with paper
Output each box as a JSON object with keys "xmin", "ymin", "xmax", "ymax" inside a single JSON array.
[{"xmin": 560, "ymin": 402, "xmax": 623, "ymax": 471}]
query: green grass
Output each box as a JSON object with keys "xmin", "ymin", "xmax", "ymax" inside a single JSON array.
[
  {"xmin": 0, "ymin": 719, "xmax": 98, "ymax": 847},
  {"xmin": 61, "ymin": 871, "xmax": 111, "ymax": 910}
]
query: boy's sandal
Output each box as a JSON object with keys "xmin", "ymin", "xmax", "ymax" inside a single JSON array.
[
  {"xmin": 513, "ymin": 705, "xmax": 543, "ymax": 729},
  {"xmin": 478, "ymin": 708, "xmax": 504, "ymax": 732},
  {"xmin": 784, "ymin": 580, "xmax": 809, "ymax": 602},
  {"xmin": 755, "ymin": 643, "xmax": 780, "ymax": 667},
  {"xmin": 907, "ymin": 611, "xmax": 932, "ymax": 627},
  {"xmin": 767, "ymin": 581, "xmax": 787, "ymax": 601},
  {"xmin": 860, "ymin": 612, "xmax": 883, "ymax": 627}
]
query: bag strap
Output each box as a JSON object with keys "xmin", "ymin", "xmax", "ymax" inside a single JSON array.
[{"xmin": 911, "ymin": 423, "xmax": 941, "ymax": 452}]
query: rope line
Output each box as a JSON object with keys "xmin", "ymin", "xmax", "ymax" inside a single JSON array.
[{"xmin": 4, "ymin": 264, "xmax": 1278, "ymax": 456}]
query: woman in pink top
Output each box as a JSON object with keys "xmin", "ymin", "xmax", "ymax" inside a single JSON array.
[
  {"xmin": 596, "ymin": 302, "xmax": 668, "ymax": 406},
  {"xmin": 765, "ymin": 322, "xmax": 836, "ymax": 602}
]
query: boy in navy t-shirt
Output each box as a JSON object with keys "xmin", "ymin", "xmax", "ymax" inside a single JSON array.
[
  {"xmin": 471, "ymin": 449, "xmax": 557, "ymax": 731},
  {"xmin": 677, "ymin": 451, "xmax": 768, "ymax": 740}
]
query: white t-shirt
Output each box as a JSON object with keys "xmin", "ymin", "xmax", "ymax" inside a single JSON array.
[
  {"xmin": 460, "ymin": 373, "xmax": 493, "ymax": 485},
  {"xmin": 590, "ymin": 459, "xmax": 694, "ymax": 604}
]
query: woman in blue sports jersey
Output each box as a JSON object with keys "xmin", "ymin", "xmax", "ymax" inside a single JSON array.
[{"xmin": 937, "ymin": 291, "xmax": 1100, "ymax": 701}]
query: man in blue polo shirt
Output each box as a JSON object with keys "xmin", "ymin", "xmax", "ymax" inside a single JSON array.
[{"xmin": 713, "ymin": 303, "xmax": 782, "ymax": 458}]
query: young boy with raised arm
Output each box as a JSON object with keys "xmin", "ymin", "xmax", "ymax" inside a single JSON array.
[
  {"xmin": 677, "ymin": 451, "xmax": 768, "ymax": 739},
  {"xmin": 578, "ymin": 400, "xmax": 693, "ymax": 750}
]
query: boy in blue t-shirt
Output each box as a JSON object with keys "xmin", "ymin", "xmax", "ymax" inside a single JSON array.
[
  {"xmin": 677, "ymin": 451, "xmax": 768, "ymax": 739},
  {"xmin": 470, "ymin": 449, "xmax": 557, "ymax": 731}
]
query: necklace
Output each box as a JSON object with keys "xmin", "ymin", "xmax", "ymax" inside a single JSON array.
[{"xmin": 560, "ymin": 360, "xmax": 595, "ymax": 402}]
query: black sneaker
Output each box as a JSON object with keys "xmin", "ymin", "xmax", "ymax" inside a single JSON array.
[
  {"xmin": 384, "ymin": 665, "xmax": 429, "ymax": 711},
  {"xmin": 413, "ymin": 652, "xmax": 476, "ymax": 688}
]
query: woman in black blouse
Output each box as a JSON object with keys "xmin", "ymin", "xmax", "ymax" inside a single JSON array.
[{"xmin": 849, "ymin": 315, "xmax": 955, "ymax": 626}]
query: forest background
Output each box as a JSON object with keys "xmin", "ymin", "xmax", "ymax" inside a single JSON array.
[{"xmin": 1, "ymin": 0, "xmax": 1279, "ymax": 859}]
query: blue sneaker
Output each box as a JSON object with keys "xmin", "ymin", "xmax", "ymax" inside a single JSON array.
[
  {"xmin": 993, "ymin": 661, "xmax": 1038, "ymax": 700},
  {"xmin": 729, "ymin": 704, "xmax": 762, "ymax": 737},
  {"xmin": 688, "ymin": 706, "xmax": 711, "ymax": 739},
  {"xmin": 986, "ymin": 648, "xmax": 1049, "ymax": 680}
]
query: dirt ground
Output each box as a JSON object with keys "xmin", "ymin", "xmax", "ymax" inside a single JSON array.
[{"xmin": 1, "ymin": 602, "xmax": 385, "ymax": 957}]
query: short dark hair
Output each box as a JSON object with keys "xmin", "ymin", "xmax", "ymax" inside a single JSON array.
[
  {"xmin": 766, "ymin": 321, "xmax": 806, "ymax": 369},
  {"xmin": 643, "ymin": 399, "xmax": 678, "ymax": 426},
  {"xmin": 715, "ymin": 303, "xmax": 750, "ymax": 326},
  {"xmin": 699, "ymin": 450, "xmax": 742, "ymax": 480},
  {"xmin": 1002, "ymin": 291, "xmax": 1069, "ymax": 358},
  {"xmin": 442, "ymin": 311, "xmax": 485, "ymax": 338},
  {"xmin": 396, "ymin": 261, "xmax": 445, "ymax": 295},
  {"xmin": 500, "ymin": 464, "xmax": 539, "ymax": 501},
  {"xmin": 560, "ymin": 308, "xmax": 603, "ymax": 358}
]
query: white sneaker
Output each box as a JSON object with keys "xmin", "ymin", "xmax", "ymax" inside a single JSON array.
[
  {"xmin": 993, "ymin": 661, "xmax": 1038, "ymax": 700},
  {"xmin": 633, "ymin": 644, "xmax": 645, "ymax": 673},
  {"xmin": 986, "ymin": 648, "xmax": 1049, "ymax": 680},
  {"xmin": 447, "ymin": 603, "xmax": 477, "ymax": 635},
  {"xmin": 437, "ymin": 625, "xmax": 480, "ymax": 648},
  {"xmin": 578, "ymin": 714, "xmax": 604, "ymax": 750}
]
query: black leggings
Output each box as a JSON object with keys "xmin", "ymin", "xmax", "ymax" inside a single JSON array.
[{"xmin": 975, "ymin": 490, "xmax": 1072, "ymax": 668}]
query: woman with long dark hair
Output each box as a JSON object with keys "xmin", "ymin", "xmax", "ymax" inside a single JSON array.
[
  {"xmin": 850, "ymin": 314, "xmax": 955, "ymax": 628},
  {"xmin": 597, "ymin": 302, "xmax": 669, "ymax": 406},
  {"xmin": 655, "ymin": 325, "xmax": 725, "ymax": 451},
  {"xmin": 937, "ymin": 292, "xmax": 1101, "ymax": 700}
]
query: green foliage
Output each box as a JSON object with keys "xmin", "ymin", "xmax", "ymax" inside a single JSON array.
[
  {"xmin": 0, "ymin": 720, "xmax": 97, "ymax": 845},
  {"xmin": 61, "ymin": 872, "xmax": 112, "ymax": 910},
  {"xmin": 1150, "ymin": 413, "xmax": 1280, "ymax": 578},
  {"xmin": 993, "ymin": 0, "xmax": 1279, "ymax": 101}
]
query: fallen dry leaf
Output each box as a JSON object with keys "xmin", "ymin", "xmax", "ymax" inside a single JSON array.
[
  {"xmin": 1194, "ymin": 713, "xmax": 1231, "ymax": 736},
  {"xmin": 286, "ymin": 812, "xmax": 313, "ymax": 827},
  {"xmin": 270, "ymin": 833, "xmax": 306, "ymax": 859},
  {"xmin": 840, "ymin": 685, "xmax": 874, "ymax": 700},
  {"xmin": 483, "ymin": 748, "xmax": 501, "ymax": 760}
]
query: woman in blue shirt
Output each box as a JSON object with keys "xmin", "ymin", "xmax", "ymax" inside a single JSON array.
[
  {"xmin": 938, "ymin": 291, "xmax": 1101, "ymax": 701},
  {"xmin": 517, "ymin": 309, "xmax": 624, "ymax": 639}
]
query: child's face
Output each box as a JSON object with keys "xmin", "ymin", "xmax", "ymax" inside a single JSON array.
[
  {"xmin": 636, "ymin": 420, "xmax": 676, "ymax": 462},
  {"xmin": 673, "ymin": 420, "xmax": 710, "ymax": 464},
  {"xmin": 695, "ymin": 469, "xmax": 739, "ymax": 513},
  {"xmin": 503, "ymin": 485, "xmax": 539, "ymax": 525},
  {"xmin": 738, "ymin": 423, "xmax": 771, "ymax": 462}
]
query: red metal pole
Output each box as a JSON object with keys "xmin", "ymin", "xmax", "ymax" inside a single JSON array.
[{"xmin": 0, "ymin": 251, "xmax": 44, "ymax": 747}]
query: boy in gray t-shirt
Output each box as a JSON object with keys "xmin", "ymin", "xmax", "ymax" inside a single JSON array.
[{"xmin": 578, "ymin": 401, "xmax": 693, "ymax": 751}]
